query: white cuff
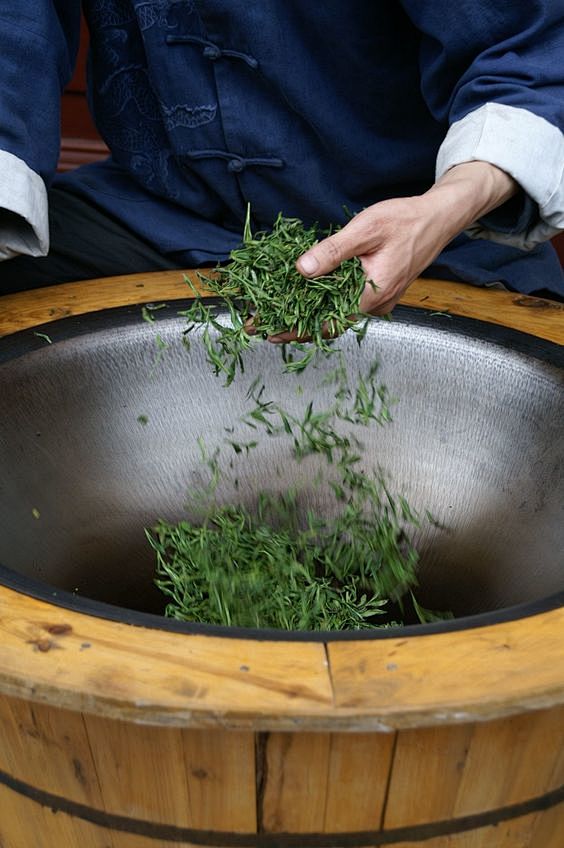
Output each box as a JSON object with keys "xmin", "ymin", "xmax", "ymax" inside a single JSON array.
[
  {"xmin": 436, "ymin": 103, "xmax": 564, "ymax": 250},
  {"xmin": 0, "ymin": 150, "xmax": 49, "ymax": 261}
]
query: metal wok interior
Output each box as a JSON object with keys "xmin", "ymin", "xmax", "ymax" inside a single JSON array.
[{"xmin": 0, "ymin": 306, "xmax": 562, "ymax": 632}]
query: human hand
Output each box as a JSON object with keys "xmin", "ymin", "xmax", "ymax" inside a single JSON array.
[{"xmin": 269, "ymin": 161, "xmax": 517, "ymax": 342}]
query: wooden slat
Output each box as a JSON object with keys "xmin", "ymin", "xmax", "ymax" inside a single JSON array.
[
  {"xmin": 107, "ymin": 834, "xmax": 200, "ymax": 848},
  {"xmin": 323, "ymin": 732, "xmax": 396, "ymax": 831},
  {"xmin": 384, "ymin": 709, "xmax": 564, "ymax": 845},
  {"xmin": 0, "ymin": 782, "xmax": 116, "ymax": 848},
  {"xmin": 0, "ymin": 694, "xmax": 106, "ymax": 807},
  {"xmin": 385, "ymin": 710, "xmax": 564, "ymax": 829},
  {"xmin": 389, "ymin": 816, "xmax": 536, "ymax": 848},
  {"xmin": 180, "ymin": 729, "xmax": 256, "ymax": 831},
  {"xmin": 3, "ymin": 742, "xmax": 556, "ymax": 847},
  {"xmin": 384, "ymin": 723, "xmax": 476, "ymax": 827},
  {"xmin": 528, "ymin": 729, "xmax": 564, "ymax": 847},
  {"xmin": 83, "ymin": 714, "xmax": 191, "ymax": 825},
  {"xmin": 452, "ymin": 707, "xmax": 564, "ymax": 816},
  {"xmin": 259, "ymin": 732, "xmax": 331, "ymax": 832},
  {"xmin": 0, "ymin": 781, "xmax": 207, "ymax": 848},
  {"xmin": 81, "ymin": 723, "xmax": 257, "ymax": 836},
  {"xmin": 0, "ymin": 698, "xmax": 115, "ymax": 847},
  {"xmin": 0, "ymin": 699, "xmax": 256, "ymax": 842},
  {"xmin": 529, "ymin": 802, "xmax": 564, "ymax": 848}
]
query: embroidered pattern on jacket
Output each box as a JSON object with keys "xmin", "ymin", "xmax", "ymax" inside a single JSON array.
[
  {"xmin": 135, "ymin": 0, "xmax": 196, "ymax": 31},
  {"xmin": 161, "ymin": 103, "xmax": 217, "ymax": 130},
  {"xmin": 86, "ymin": 0, "xmax": 218, "ymax": 200},
  {"xmin": 89, "ymin": 0, "xmax": 136, "ymax": 29},
  {"xmin": 101, "ymin": 119, "xmax": 178, "ymax": 198},
  {"xmin": 100, "ymin": 66, "xmax": 162, "ymax": 122}
]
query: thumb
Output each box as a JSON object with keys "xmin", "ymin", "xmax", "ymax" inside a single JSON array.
[{"xmin": 296, "ymin": 229, "xmax": 358, "ymax": 278}]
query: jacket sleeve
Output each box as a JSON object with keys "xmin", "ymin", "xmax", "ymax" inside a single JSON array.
[
  {"xmin": 0, "ymin": 3, "xmax": 80, "ymax": 260},
  {"xmin": 400, "ymin": 0, "xmax": 564, "ymax": 250}
]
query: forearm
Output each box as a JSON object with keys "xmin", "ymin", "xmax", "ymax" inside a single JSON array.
[
  {"xmin": 418, "ymin": 161, "xmax": 519, "ymax": 249},
  {"xmin": 0, "ymin": 5, "xmax": 80, "ymax": 260}
]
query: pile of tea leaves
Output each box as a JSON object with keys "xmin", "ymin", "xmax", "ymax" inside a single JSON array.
[
  {"xmin": 147, "ymin": 211, "xmax": 450, "ymax": 630},
  {"xmin": 150, "ymin": 486, "xmax": 421, "ymax": 631},
  {"xmin": 179, "ymin": 208, "xmax": 371, "ymax": 381}
]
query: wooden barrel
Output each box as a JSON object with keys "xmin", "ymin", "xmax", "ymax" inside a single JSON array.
[{"xmin": 0, "ymin": 274, "xmax": 563, "ymax": 848}]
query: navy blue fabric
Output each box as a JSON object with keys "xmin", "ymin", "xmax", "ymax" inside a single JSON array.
[
  {"xmin": 1, "ymin": 2, "xmax": 563, "ymax": 294},
  {"xmin": 0, "ymin": 186, "xmax": 181, "ymax": 293}
]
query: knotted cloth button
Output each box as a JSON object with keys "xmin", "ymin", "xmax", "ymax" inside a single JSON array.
[
  {"xmin": 203, "ymin": 44, "xmax": 222, "ymax": 60},
  {"xmin": 227, "ymin": 158, "xmax": 245, "ymax": 173}
]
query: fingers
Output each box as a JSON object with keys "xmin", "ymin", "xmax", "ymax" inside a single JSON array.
[
  {"xmin": 268, "ymin": 329, "xmax": 307, "ymax": 343},
  {"xmin": 268, "ymin": 320, "xmax": 340, "ymax": 344},
  {"xmin": 244, "ymin": 314, "xmax": 307, "ymax": 342},
  {"xmin": 244, "ymin": 315, "xmax": 257, "ymax": 335},
  {"xmin": 247, "ymin": 198, "xmax": 424, "ymax": 340},
  {"xmin": 297, "ymin": 219, "xmax": 371, "ymax": 278}
]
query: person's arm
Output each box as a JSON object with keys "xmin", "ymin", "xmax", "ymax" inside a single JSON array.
[
  {"xmin": 0, "ymin": 154, "xmax": 49, "ymax": 260},
  {"xmin": 293, "ymin": 0, "xmax": 564, "ymax": 320},
  {"xmin": 294, "ymin": 161, "xmax": 518, "ymax": 319},
  {"xmin": 0, "ymin": 4, "xmax": 80, "ymax": 261}
]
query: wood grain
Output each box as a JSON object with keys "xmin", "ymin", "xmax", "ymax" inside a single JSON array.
[
  {"xmin": 2, "ymin": 774, "xmax": 555, "ymax": 848},
  {"xmin": 1, "ymin": 271, "xmax": 563, "ymax": 344},
  {"xmin": 83, "ymin": 714, "xmax": 192, "ymax": 825},
  {"xmin": 529, "ymin": 800, "xmax": 564, "ymax": 848},
  {"xmin": 0, "ymin": 782, "xmax": 116, "ymax": 848},
  {"xmin": 528, "ymin": 726, "xmax": 564, "ymax": 848},
  {"xmin": 387, "ymin": 814, "xmax": 538, "ymax": 848},
  {"xmin": 0, "ymin": 695, "xmax": 115, "ymax": 847},
  {"xmin": 382, "ymin": 708, "xmax": 564, "ymax": 845},
  {"xmin": 323, "ymin": 731, "xmax": 397, "ymax": 831},
  {"xmin": 0, "ymin": 780, "xmax": 206, "ymax": 848},
  {"xmin": 384, "ymin": 723, "xmax": 477, "ymax": 827},
  {"xmin": 0, "ymin": 586, "xmax": 333, "ymax": 730},
  {"xmin": 1, "ymin": 583, "xmax": 563, "ymax": 729},
  {"xmin": 451, "ymin": 707, "xmax": 564, "ymax": 817},
  {"xmin": 259, "ymin": 732, "xmax": 331, "ymax": 832},
  {"xmin": 0, "ymin": 694, "xmax": 106, "ymax": 808},
  {"xmin": 180, "ymin": 729, "xmax": 256, "ymax": 831},
  {"xmin": 326, "ymin": 608, "xmax": 564, "ymax": 728},
  {"xmin": 383, "ymin": 708, "xmax": 564, "ymax": 831}
]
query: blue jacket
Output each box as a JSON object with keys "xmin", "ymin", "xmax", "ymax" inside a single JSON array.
[{"xmin": 1, "ymin": 1, "xmax": 563, "ymax": 293}]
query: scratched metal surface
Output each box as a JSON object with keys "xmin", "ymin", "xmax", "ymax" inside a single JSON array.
[{"xmin": 0, "ymin": 308, "xmax": 562, "ymax": 619}]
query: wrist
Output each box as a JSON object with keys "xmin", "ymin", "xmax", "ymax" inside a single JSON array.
[{"xmin": 420, "ymin": 161, "xmax": 519, "ymax": 241}]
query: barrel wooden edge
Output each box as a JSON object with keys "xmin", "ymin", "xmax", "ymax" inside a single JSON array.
[
  {"xmin": 1, "ymin": 269, "xmax": 563, "ymax": 344},
  {"xmin": 0, "ymin": 565, "xmax": 563, "ymax": 730},
  {"xmin": 0, "ymin": 272, "xmax": 562, "ymax": 730}
]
